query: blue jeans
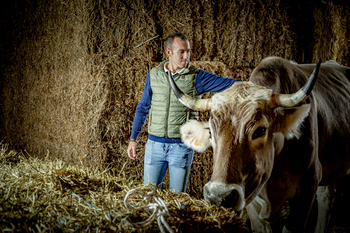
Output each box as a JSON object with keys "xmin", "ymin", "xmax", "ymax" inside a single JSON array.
[{"xmin": 143, "ymin": 139, "xmax": 194, "ymax": 193}]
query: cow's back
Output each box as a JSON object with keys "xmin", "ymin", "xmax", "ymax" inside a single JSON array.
[{"xmin": 302, "ymin": 63, "xmax": 350, "ymax": 184}]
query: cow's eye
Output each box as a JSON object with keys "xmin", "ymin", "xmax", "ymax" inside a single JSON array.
[
  {"xmin": 207, "ymin": 127, "xmax": 211, "ymax": 139},
  {"xmin": 252, "ymin": 126, "xmax": 266, "ymax": 140}
]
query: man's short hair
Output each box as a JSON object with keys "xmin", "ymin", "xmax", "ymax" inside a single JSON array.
[{"xmin": 165, "ymin": 32, "xmax": 188, "ymax": 51}]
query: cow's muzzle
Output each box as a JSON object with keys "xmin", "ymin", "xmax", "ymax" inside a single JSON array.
[{"xmin": 203, "ymin": 181, "xmax": 245, "ymax": 214}]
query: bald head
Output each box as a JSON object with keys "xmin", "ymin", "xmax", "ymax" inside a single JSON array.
[{"xmin": 165, "ymin": 32, "xmax": 188, "ymax": 52}]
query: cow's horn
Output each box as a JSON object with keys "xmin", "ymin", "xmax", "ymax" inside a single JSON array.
[
  {"xmin": 276, "ymin": 59, "xmax": 321, "ymax": 107},
  {"xmin": 168, "ymin": 71, "xmax": 212, "ymax": 111}
]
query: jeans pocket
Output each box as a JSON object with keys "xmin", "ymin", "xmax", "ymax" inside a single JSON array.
[{"xmin": 144, "ymin": 139, "xmax": 155, "ymax": 165}]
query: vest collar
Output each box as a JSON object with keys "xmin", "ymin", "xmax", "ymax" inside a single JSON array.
[{"xmin": 163, "ymin": 61, "xmax": 191, "ymax": 75}]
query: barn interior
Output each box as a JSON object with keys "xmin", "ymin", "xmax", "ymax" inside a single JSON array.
[{"xmin": 0, "ymin": 0, "xmax": 349, "ymax": 232}]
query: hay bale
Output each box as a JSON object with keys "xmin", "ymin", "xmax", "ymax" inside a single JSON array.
[
  {"xmin": 313, "ymin": 1, "xmax": 350, "ymax": 65},
  {"xmin": 155, "ymin": 0, "xmax": 217, "ymax": 62},
  {"xmin": 213, "ymin": 0, "xmax": 296, "ymax": 70},
  {"xmin": 88, "ymin": 0, "xmax": 161, "ymax": 62},
  {"xmin": 0, "ymin": 0, "xmax": 108, "ymax": 167}
]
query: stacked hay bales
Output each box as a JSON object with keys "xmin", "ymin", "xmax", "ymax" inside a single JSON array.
[{"xmin": 0, "ymin": 0, "xmax": 349, "ymax": 201}]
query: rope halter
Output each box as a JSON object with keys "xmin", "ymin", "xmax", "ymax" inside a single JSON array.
[{"xmin": 122, "ymin": 188, "xmax": 174, "ymax": 233}]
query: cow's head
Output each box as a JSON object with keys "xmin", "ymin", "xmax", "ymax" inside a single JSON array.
[{"xmin": 168, "ymin": 60, "xmax": 321, "ymax": 214}]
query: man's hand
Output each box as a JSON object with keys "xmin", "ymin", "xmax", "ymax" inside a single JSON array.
[{"xmin": 127, "ymin": 141, "xmax": 137, "ymax": 160}]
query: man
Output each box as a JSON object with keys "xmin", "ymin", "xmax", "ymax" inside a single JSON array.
[{"xmin": 127, "ymin": 32, "xmax": 240, "ymax": 193}]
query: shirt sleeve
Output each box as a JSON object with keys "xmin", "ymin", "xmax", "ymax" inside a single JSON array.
[
  {"xmin": 130, "ymin": 72, "xmax": 152, "ymax": 140},
  {"xmin": 195, "ymin": 69, "xmax": 242, "ymax": 94}
]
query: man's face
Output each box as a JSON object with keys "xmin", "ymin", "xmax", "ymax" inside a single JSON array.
[{"xmin": 166, "ymin": 37, "xmax": 191, "ymax": 73}]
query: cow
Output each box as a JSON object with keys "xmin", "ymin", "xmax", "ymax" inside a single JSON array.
[{"xmin": 167, "ymin": 57, "xmax": 350, "ymax": 233}]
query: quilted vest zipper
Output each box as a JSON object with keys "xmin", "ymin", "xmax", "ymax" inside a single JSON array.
[{"xmin": 165, "ymin": 72, "xmax": 178, "ymax": 138}]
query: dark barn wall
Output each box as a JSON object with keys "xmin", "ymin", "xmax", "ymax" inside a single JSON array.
[
  {"xmin": 0, "ymin": 0, "xmax": 107, "ymax": 166},
  {"xmin": 0, "ymin": 0, "xmax": 349, "ymax": 198}
]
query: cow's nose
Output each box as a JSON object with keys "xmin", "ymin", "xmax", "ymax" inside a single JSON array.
[
  {"xmin": 204, "ymin": 187, "xmax": 223, "ymax": 206},
  {"xmin": 203, "ymin": 182, "xmax": 245, "ymax": 212},
  {"xmin": 204, "ymin": 186, "xmax": 239, "ymax": 206}
]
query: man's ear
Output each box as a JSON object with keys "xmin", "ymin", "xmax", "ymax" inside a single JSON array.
[
  {"xmin": 275, "ymin": 104, "xmax": 311, "ymax": 139},
  {"xmin": 166, "ymin": 47, "xmax": 171, "ymax": 57}
]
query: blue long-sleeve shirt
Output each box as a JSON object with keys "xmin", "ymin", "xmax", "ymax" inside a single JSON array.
[{"xmin": 130, "ymin": 69, "xmax": 241, "ymax": 143}]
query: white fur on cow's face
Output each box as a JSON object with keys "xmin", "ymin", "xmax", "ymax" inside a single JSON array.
[
  {"xmin": 179, "ymin": 82, "xmax": 275, "ymax": 153},
  {"xmin": 180, "ymin": 120, "xmax": 211, "ymax": 152},
  {"xmin": 211, "ymin": 82, "xmax": 272, "ymax": 112}
]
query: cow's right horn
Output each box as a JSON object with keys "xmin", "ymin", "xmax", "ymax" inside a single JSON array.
[
  {"xmin": 276, "ymin": 59, "xmax": 321, "ymax": 107},
  {"xmin": 168, "ymin": 71, "xmax": 212, "ymax": 111}
]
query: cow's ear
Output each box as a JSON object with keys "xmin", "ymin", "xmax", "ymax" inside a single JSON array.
[
  {"xmin": 277, "ymin": 104, "xmax": 311, "ymax": 139},
  {"xmin": 180, "ymin": 120, "xmax": 211, "ymax": 152}
]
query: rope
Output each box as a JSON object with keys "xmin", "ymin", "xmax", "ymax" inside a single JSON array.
[
  {"xmin": 122, "ymin": 188, "xmax": 174, "ymax": 233},
  {"xmin": 72, "ymin": 191, "xmax": 99, "ymax": 211}
]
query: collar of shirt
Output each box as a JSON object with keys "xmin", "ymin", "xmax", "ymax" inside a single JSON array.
[{"xmin": 164, "ymin": 62, "xmax": 187, "ymax": 76}]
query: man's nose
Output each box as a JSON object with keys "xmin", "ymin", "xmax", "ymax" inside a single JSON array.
[{"xmin": 183, "ymin": 52, "xmax": 189, "ymax": 59}]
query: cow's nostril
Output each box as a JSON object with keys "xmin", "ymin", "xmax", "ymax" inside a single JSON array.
[
  {"xmin": 203, "ymin": 183, "xmax": 245, "ymax": 211},
  {"xmin": 221, "ymin": 189, "xmax": 240, "ymax": 208}
]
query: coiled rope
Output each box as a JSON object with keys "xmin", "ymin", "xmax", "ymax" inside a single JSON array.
[{"xmin": 122, "ymin": 188, "xmax": 174, "ymax": 233}]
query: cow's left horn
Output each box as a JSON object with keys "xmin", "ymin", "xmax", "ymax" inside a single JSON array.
[
  {"xmin": 276, "ymin": 59, "xmax": 321, "ymax": 107},
  {"xmin": 168, "ymin": 71, "xmax": 212, "ymax": 111}
]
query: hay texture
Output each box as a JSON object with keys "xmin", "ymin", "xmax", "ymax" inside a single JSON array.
[
  {"xmin": 0, "ymin": 144, "xmax": 251, "ymax": 232},
  {"xmin": 0, "ymin": 0, "xmax": 106, "ymax": 167},
  {"xmin": 313, "ymin": 1, "xmax": 350, "ymax": 65}
]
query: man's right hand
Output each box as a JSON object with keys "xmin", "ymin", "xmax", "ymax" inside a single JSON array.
[{"xmin": 127, "ymin": 141, "xmax": 137, "ymax": 160}]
